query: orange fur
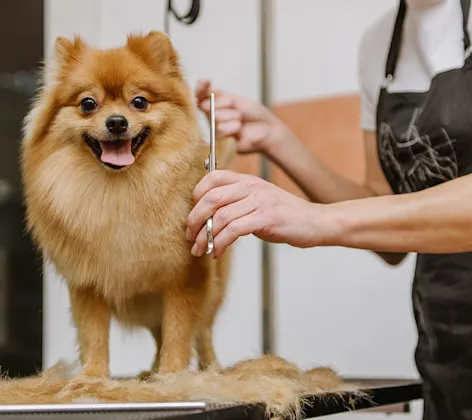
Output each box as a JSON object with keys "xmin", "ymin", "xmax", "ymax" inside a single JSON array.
[
  {"xmin": 20, "ymin": 31, "xmax": 235, "ymax": 378},
  {"xmin": 0, "ymin": 356, "xmax": 360, "ymax": 420}
]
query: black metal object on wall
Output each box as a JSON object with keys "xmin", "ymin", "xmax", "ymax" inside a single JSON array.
[{"xmin": 165, "ymin": 0, "xmax": 201, "ymax": 34}]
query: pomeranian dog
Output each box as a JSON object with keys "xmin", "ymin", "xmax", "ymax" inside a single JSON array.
[{"xmin": 20, "ymin": 31, "xmax": 235, "ymax": 378}]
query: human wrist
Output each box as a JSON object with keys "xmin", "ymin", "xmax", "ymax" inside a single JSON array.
[
  {"xmin": 307, "ymin": 199, "xmax": 379, "ymax": 249},
  {"xmin": 304, "ymin": 201, "xmax": 350, "ymax": 248},
  {"xmin": 262, "ymin": 123, "xmax": 298, "ymax": 161}
]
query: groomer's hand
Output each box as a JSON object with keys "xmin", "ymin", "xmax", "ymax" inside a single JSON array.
[
  {"xmin": 195, "ymin": 80, "xmax": 291, "ymax": 155},
  {"xmin": 186, "ymin": 170, "xmax": 334, "ymax": 258}
]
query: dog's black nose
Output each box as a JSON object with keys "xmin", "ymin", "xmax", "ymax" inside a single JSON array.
[{"xmin": 106, "ymin": 115, "xmax": 128, "ymax": 135}]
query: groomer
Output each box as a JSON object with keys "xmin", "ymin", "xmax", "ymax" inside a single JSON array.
[{"xmin": 186, "ymin": 0, "xmax": 472, "ymax": 418}]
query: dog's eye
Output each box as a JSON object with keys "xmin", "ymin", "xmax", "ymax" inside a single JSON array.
[
  {"xmin": 131, "ymin": 96, "xmax": 148, "ymax": 110},
  {"xmin": 80, "ymin": 97, "xmax": 98, "ymax": 113}
]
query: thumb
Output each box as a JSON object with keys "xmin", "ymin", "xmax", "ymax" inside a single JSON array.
[{"xmin": 195, "ymin": 79, "xmax": 211, "ymax": 103}]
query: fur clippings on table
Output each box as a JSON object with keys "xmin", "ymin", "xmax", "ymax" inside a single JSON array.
[{"xmin": 0, "ymin": 355, "xmax": 365, "ymax": 419}]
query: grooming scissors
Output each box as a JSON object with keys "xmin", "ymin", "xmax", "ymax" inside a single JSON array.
[{"xmin": 204, "ymin": 93, "xmax": 217, "ymax": 255}]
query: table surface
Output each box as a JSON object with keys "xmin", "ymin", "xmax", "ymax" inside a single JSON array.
[
  {"xmin": 300, "ymin": 378, "xmax": 422, "ymax": 418},
  {"xmin": 0, "ymin": 378, "xmax": 422, "ymax": 420}
]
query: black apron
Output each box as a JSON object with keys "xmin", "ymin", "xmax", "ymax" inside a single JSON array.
[{"xmin": 376, "ymin": 1, "xmax": 472, "ymax": 418}]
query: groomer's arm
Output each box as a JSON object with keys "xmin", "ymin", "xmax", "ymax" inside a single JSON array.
[
  {"xmin": 186, "ymin": 170, "xmax": 472, "ymax": 258},
  {"xmin": 247, "ymin": 127, "xmax": 407, "ymax": 265},
  {"xmin": 238, "ymin": 131, "xmax": 406, "ymax": 264},
  {"xmin": 329, "ymin": 173, "xmax": 472, "ymax": 254},
  {"xmin": 197, "ymin": 83, "xmax": 405, "ymax": 265},
  {"xmin": 197, "ymin": 81, "xmax": 373, "ymax": 202},
  {"xmin": 263, "ymin": 128, "xmax": 375, "ymax": 202}
]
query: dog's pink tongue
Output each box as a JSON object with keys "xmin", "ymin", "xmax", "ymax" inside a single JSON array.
[{"xmin": 99, "ymin": 140, "xmax": 135, "ymax": 166}]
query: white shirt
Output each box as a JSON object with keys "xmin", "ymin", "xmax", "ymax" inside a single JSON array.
[{"xmin": 359, "ymin": 0, "xmax": 471, "ymax": 132}]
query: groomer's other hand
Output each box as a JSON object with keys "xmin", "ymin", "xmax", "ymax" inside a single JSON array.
[
  {"xmin": 186, "ymin": 170, "xmax": 335, "ymax": 258},
  {"xmin": 195, "ymin": 80, "xmax": 291, "ymax": 155}
]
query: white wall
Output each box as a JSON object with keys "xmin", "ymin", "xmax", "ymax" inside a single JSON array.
[{"xmin": 44, "ymin": 0, "xmax": 422, "ymax": 417}]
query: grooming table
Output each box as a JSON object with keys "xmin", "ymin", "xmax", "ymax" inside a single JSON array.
[{"xmin": 0, "ymin": 378, "xmax": 422, "ymax": 419}]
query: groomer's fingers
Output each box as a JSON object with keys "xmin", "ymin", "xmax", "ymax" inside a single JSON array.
[
  {"xmin": 195, "ymin": 80, "xmax": 211, "ymax": 102},
  {"xmin": 211, "ymin": 212, "xmax": 263, "ymax": 258},
  {"xmin": 196, "ymin": 80, "xmax": 230, "ymax": 104},
  {"xmin": 199, "ymin": 95, "xmax": 235, "ymax": 114},
  {"xmin": 197, "ymin": 91, "xmax": 242, "ymax": 139},
  {"xmin": 192, "ymin": 170, "xmax": 246, "ymax": 203},
  {"xmin": 192, "ymin": 198, "xmax": 256, "ymax": 256},
  {"xmin": 187, "ymin": 178, "xmax": 249, "ymax": 242},
  {"xmin": 214, "ymin": 108, "xmax": 241, "ymax": 123},
  {"xmin": 216, "ymin": 120, "xmax": 243, "ymax": 140}
]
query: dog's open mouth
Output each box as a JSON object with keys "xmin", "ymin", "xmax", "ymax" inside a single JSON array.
[{"xmin": 84, "ymin": 127, "xmax": 150, "ymax": 170}]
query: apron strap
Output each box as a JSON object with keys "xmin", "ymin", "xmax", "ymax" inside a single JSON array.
[
  {"xmin": 384, "ymin": 0, "xmax": 406, "ymax": 81},
  {"xmin": 384, "ymin": 0, "xmax": 471, "ymax": 82},
  {"xmin": 461, "ymin": 0, "xmax": 471, "ymax": 53}
]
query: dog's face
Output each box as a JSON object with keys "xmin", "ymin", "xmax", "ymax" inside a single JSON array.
[{"xmin": 44, "ymin": 31, "xmax": 195, "ymax": 171}]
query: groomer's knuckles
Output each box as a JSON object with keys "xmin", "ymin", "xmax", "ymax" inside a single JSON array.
[
  {"xmin": 187, "ymin": 171, "xmax": 271, "ymax": 251},
  {"xmin": 187, "ymin": 171, "xmax": 237, "ymax": 237},
  {"xmin": 193, "ymin": 196, "xmax": 257, "ymax": 253},
  {"xmin": 188, "ymin": 184, "xmax": 250, "ymax": 241},
  {"xmin": 192, "ymin": 170, "xmax": 247, "ymax": 202},
  {"xmin": 188, "ymin": 171, "xmax": 254, "ymax": 227},
  {"xmin": 197, "ymin": 87, "xmax": 234, "ymax": 114}
]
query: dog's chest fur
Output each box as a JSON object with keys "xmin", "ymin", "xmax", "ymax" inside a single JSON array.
[{"xmin": 27, "ymin": 151, "xmax": 206, "ymax": 306}]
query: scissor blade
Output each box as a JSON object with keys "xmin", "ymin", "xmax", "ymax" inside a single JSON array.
[{"xmin": 205, "ymin": 93, "xmax": 216, "ymax": 255}]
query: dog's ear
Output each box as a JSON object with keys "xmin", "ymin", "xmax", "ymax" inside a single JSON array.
[
  {"xmin": 53, "ymin": 35, "xmax": 87, "ymax": 67},
  {"xmin": 126, "ymin": 31, "xmax": 182, "ymax": 78},
  {"xmin": 45, "ymin": 35, "xmax": 87, "ymax": 85}
]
